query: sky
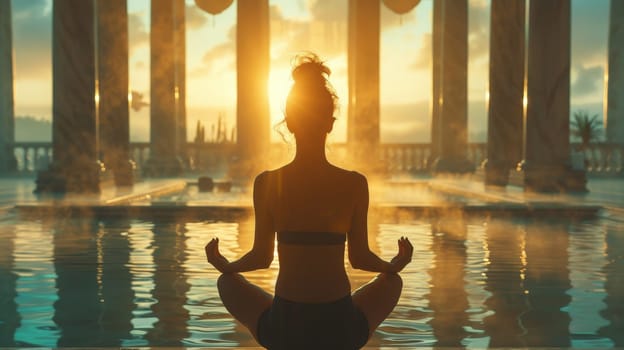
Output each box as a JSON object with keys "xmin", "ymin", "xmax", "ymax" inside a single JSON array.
[{"xmin": 9, "ymin": 0, "xmax": 611, "ymax": 143}]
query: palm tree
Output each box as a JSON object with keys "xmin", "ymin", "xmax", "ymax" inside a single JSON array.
[{"xmin": 570, "ymin": 110, "xmax": 603, "ymax": 151}]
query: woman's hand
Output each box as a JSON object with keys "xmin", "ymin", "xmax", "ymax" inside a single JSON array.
[
  {"xmin": 389, "ymin": 237, "xmax": 413, "ymax": 273},
  {"xmin": 205, "ymin": 238, "xmax": 231, "ymax": 273}
]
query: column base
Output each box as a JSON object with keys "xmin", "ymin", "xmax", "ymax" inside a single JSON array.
[
  {"xmin": 431, "ymin": 156, "xmax": 475, "ymax": 174},
  {"xmin": 483, "ymin": 159, "xmax": 512, "ymax": 187},
  {"xmin": 520, "ymin": 162, "xmax": 588, "ymax": 193},
  {"xmin": 112, "ymin": 160, "xmax": 137, "ymax": 187},
  {"xmin": 0, "ymin": 156, "xmax": 18, "ymax": 173},
  {"xmin": 142, "ymin": 156, "xmax": 184, "ymax": 177},
  {"xmin": 34, "ymin": 160, "xmax": 108, "ymax": 194}
]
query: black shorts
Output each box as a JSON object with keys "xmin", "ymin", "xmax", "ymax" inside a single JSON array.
[{"xmin": 257, "ymin": 294, "xmax": 369, "ymax": 350}]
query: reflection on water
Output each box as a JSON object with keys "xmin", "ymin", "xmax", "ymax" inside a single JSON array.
[
  {"xmin": 523, "ymin": 221, "xmax": 571, "ymax": 346},
  {"xmin": 428, "ymin": 214, "xmax": 470, "ymax": 347},
  {"xmin": 600, "ymin": 223, "xmax": 624, "ymax": 346},
  {"xmin": 145, "ymin": 220, "xmax": 190, "ymax": 345},
  {"xmin": 52, "ymin": 218, "xmax": 102, "ymax": 346},
  {"xmin": 100, "ymin": 219, "xmax": 135, "ymax": 345},
  {"xmin": 483, "ymin": 219, "xmax": 527, "ymax": 347},
  {"xmin": 0, "ymin": 224, "xmax": 19, "ymax": 346},
  {"xmin": 0, "ymin": 212, "xmax": 623, "ymax": 347}
]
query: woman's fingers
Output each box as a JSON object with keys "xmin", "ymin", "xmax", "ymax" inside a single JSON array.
[
  {"xmin": 398, "ymin": 237, "xmax": 413, "ymax": 264},
  {"xmin": 205, "ymin": 238, "xmax": 220, "ymax": 261}
]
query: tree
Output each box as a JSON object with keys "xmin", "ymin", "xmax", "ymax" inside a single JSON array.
[{"xmin": 570, "ymin": 110, "xmax": 603, "ymax": 151}]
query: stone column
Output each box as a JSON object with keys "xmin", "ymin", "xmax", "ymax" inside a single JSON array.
[
  {"xmin": 525, "ymin": 0, "xmax": 584, "ymax": 192},
  {"xmin": 522, "ymin": 221, "xmax": 571, "ymax": 346},
  {"xmin": 36, "ymin": 0, "xmax": 100, "ymax": 193},
  {"xmin": 485, "ymin": 0, "xmax": 525, "ymax": 186},
  {"xmin": 347, "ymin": 0, "xmax": 380, "ymax": 171},
  {"xmin": 97, "ymin": 0, "xmax": 133, "ymax": 187},
  {"xmin": 145, "ymin": 0, "xmax": 183, "ymax": 176},
  {"xmin": 606, "ymin": 0, "xmax": 624, "ymax": 144},
  {"xmin": 174, "ymin": 0, "xmax": 188, "ymax": 166},
  {"xmin": 429, "ymin": 0, "xmax": 442, "ymax": 167},
  {"xmin": 0, "ymin": 0, "xmax": 16, "ymax": 173},
  {"xmin": 235, "ymin": 0, "xmax": 270, "ymax": 178},
  {"xmin": 433, "ymin": 0, "xmax": 472, "ymax": 173}
]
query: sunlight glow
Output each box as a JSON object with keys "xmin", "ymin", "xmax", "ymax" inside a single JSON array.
[
  {"xmin": 522, "ymin": 95, "xmax": 528, "ymax": 110},
  {"xmin": 268, "ymin": 67, "xmax": 293, "ymax": 126}
]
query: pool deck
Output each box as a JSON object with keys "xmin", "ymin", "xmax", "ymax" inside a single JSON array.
[{"xmin": 1, "ymin": 174, "xmax": 622, "ymax": 220}]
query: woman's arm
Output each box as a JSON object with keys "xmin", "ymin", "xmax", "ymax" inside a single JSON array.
[
  {"xmin": 206, "ymin": 172, "xmax": 275, "ymax": 273},
  {"xmin": 347, "ymin": 173, "xmax": 412, "ymax": 273}
]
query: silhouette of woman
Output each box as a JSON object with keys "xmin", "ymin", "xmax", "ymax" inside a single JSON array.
[{"xmin": 205, "ymin": 53, "xmax": 413, "ymax": 349}]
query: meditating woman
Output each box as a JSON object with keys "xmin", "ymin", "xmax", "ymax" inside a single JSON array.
[{"xmin": 205, "ymin": 53, "xmax": 413, "ymax": 350}]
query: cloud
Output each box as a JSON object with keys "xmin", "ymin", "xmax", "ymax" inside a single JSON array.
[
  {"xmin": 128, "ymin": 5, "xmax": 206, "ymax": 55},
  {"xmin": 11, "ymin": 0, "xmax": 49, "ymax": 19},
  {"xmin": 11, "ymin": 0, "xmax": 52, "ymax": 79},
  {"xmin": 198, "ymin": 1, "xmax": 421, "ymax": 76},
  {"xmin": 128, "ymin": 12, "xmax": 149, "ymax": 53},
  {"xmin": 571, "ymin": 0, "xmax": 609, "ymax": 64},
  {"xmin": 410, "ymin": 0, "xmax": 489, "ymax": 73},
  {"xmin": 307, "ymin": 0, "xmax": 416, "ymax": 29},
  {"xmin": 186, "ymin": 3, "xmax": 209, "ymax": 30},
  {"xmin": 468, "ymin": 0, "xmax": 489, "ymax": 64},
  {"xmin": 571, "ymin": 64, "xmax": 603, "ymax": 98},
  {"xmin": 307, "ymin": 0, "xmax": 346, "ymax": 22},
  {"xmin": 196, "ymin": 24, "xmax": 236, "ymax": 75},
  {"xmin": 411, "ymin": 33, "xmax": 431, "ymax": 70}
]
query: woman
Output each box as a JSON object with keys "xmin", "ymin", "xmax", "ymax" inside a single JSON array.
[{"xmin": 205, "ymin": 53, "xmax": 413, "ymax": 349}]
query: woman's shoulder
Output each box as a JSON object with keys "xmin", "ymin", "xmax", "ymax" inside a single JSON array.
[
  {"xmin": 329, "ymin": 166, "xmax": 368, "ymax": 188},
  {"xmin": 254, "ymin": 167, "xmax": 286, "ymax": 187}
]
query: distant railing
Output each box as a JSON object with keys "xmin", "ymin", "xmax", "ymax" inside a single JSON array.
[
  {"xmin": 9, "ymin": 141, "xmax": 624, "ymax": 177},
  {"xmin": 11, "ymin": 142, "xmax": 53, "ymax": 174},
  {"xmin": 577, "ymin": 142, "xmax": 624, "ymax": 175}
]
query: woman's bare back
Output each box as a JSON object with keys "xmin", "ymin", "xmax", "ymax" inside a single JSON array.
[{"xmin": 264, "ymin": 164, "xmax": 361, "ymax": 302}]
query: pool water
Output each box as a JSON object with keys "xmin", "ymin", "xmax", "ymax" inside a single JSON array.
[{"xmin": 0, "ymin": 212, "xmax": 622, "ymax": 347}]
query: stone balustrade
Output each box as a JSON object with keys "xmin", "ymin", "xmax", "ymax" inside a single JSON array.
[{"xmin": 8, "ymin": 142, "xmax": 624, "ymax": 177}]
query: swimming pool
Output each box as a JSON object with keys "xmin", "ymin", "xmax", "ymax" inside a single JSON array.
[{"xmin": 0, "ymin": 211, "xmax": 622, "ymax": 347}]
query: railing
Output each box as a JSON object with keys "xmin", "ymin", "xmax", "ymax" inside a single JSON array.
[
  {"xmin": 578, "ymin": 143, "xmax": 624, "ymax": 174},
  {"xmin": 8, "ymin": 141, "xmax": 624, "ymax": 177},
  {"xmin": 11, "ymin": 142, "xmax": 53, "ymax": 174}
]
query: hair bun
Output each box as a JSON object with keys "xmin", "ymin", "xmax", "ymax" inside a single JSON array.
[{"xmin": 291, "ymin": 53, "xmax": 331, "ymax": 87}]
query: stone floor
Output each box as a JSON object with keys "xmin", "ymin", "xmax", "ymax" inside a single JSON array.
[{"xmin": 1, "ymin": 173, "xmax": 621, "ymax": 220}]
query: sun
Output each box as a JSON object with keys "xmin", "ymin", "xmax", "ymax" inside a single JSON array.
[{"xmin": 268, "ymin": 67, "xmax": 293, "ymax": 127}]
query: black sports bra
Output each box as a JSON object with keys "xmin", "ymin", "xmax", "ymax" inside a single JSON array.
[{"xmin": 277, "ymin": 231, "xmax": 346, "ymax": 245}]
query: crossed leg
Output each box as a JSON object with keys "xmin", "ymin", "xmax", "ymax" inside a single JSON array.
[
  {"xmin": 217, "ymin": 273, "xmax": 273, "ymax": 343},
  {"xmin": 218, "ymin": 272, "xmax": 402, "ymax": 344},
  {"xmin": 352, "ymin": 272, "xmax": 403, "ymax": 339}
]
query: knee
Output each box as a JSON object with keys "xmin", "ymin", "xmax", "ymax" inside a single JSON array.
[
  {"xmin": 379, "ymin": 272, "xmax": 403, "ymax": 291},
  {"xmin": 217, "ymin": 273, "xmax": 244, "ymax": 296}
]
